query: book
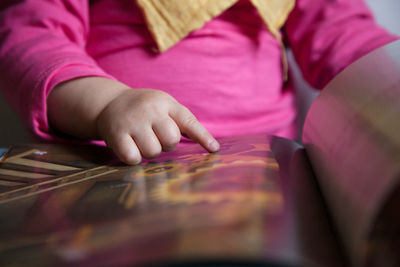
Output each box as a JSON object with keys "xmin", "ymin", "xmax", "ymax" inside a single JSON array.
[{"xmin": 0, "ymin": 42, "xmax": 399, "ymax": 267}]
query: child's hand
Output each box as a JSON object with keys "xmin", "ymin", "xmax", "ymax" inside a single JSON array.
[
  {"xmin": 96, "ymin": 89, "xmax": 219, "ymax": 164},
  {"xmin": 47, "ymin": 77, "xmax": 219, "ymax": 165}
]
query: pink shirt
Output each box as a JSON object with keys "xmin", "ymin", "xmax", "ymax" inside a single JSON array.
[{"xmin": 0, "ymin": 0, "xmax": 397, "ymax": 144}]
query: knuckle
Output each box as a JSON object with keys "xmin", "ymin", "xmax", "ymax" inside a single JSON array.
[
  {"xmin": 138, "ymin": 95, "xmax": 172, "ymax": 115},
  {"xmin": 138, "ymin": 100, "xmax": 157, "ymax": 114},
  {"xmin": 142, "ymin": 90, "xmax": 171, "ymax": 103},
  {"xmin": 152, "ymin": 89, "xmax": 170, "ymax": 98},
  {"xmin": 152, "ymin": 89, "xmax": 174, "ymax": 102},
  {"xmin": 179, "ymin": 105, "xmax": 191, "ymax": 115},
  {"xmin": 184, "ymin": 114, "xmax": 198, "ymax": 128}
]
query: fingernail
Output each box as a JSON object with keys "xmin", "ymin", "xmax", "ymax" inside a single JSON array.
[{"xmin": 208, "ymin": 140, "xmax": 220, "ymax": 152}]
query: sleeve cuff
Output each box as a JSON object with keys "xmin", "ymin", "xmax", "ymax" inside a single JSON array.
[{"xmin": 29, "ymin": 61, "xmax": 116, "ymax": 144}]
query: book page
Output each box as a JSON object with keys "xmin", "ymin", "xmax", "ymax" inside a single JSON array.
[
  {"xmin": 0, "ymin": 134, "xmax": 344, "ymax": 266},
  {"xmin": 302, "ymin": 40, "xmax": 400, "ymax": 266}
]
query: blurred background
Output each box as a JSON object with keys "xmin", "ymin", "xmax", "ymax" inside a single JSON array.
[
  {"xmin": 0, "ymin": 0, "xmax": 399, "ymax": 147},
  {"xmin": 366, "ymin": 0, "xmax": 400, "ymax": 35}
]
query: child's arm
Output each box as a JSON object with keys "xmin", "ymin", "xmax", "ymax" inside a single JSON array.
[
  {"xmin": 285, "ymin": 0, "xmax": 399, "ymax": 90},
  {"xmin": 0, "ymin": 1, "xmax": 219, "ymax": 164},
  {"xmin": 0, "ymin": 1, "xmax": 109, "ymax": 141},
  {"xmin": 48, "ymin": 77, "xmax": 219, "ymax": 164}
]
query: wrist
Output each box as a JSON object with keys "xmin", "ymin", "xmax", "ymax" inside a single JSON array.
[{"xmin": 48, "ymin": 76, "xmax": 131, "ymax": 140}]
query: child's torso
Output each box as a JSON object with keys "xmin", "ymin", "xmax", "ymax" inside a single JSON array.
[{"xmin": 87, "ymin": 0, "xmax": 297, "ymax": 139}]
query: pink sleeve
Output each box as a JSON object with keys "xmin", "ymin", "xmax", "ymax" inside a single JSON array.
[
  {"xmin": 285, "ymin": 0, "xmax": 399, "ymax": 89},
  {"xmin": 0, "ymin": 0, "xmax": 115, "ymax": 141}
]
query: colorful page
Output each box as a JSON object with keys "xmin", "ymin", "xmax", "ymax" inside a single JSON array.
[{"xmin": 0, "ymin": 134, "xmax": 343, "ymax": 266}]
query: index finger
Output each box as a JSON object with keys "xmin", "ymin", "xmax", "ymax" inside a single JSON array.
[{"xmin": 170, "ymin": 106, "xmax": 220, "ymax": 152}]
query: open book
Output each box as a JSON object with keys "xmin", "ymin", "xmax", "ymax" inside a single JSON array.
[{"xmin": 0, "ymin": 42, "xmax": 399, "ymax": 267}]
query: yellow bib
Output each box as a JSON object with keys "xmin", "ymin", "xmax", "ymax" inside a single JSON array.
[
  {"xmin": 137, "ymin": 0, "xmax": 295, "ymax": 52},
  {"xmin": 136, "ymin": 0, "xmax": 295, "ymax": 79}
]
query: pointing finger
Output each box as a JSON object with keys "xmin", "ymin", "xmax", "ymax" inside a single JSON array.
[{"xmin": 171, "ymin": 106, "xmax": 219, "ymax": 152}]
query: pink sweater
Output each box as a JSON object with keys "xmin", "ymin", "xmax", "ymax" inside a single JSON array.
[{"xmin": 0, "ymin": 0, "xmax": 397, "ymax": 143}]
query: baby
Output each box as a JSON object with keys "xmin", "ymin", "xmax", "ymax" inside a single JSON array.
[{"xmin": 0, "ymin": 0, "xmax": 397, "ymax": 164}]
